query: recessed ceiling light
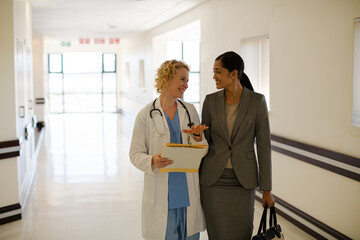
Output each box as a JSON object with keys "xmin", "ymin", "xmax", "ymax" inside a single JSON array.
[{"xmin": 108, "ymin": 22, "xmax": 116, "ymax": 28}]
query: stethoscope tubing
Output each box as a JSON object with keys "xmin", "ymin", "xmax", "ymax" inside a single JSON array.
[{"xmin": 150, "ymin": 98, "xmax": 194, "ymax": 128}]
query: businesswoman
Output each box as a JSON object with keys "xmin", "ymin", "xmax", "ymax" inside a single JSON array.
[
  {"xmin": 129, "ymin": 60, "xmax": 208, "ymax": 240},
  {"xmin": 200, "ymin": 51, "xmax": 275, "ymax": 239}
]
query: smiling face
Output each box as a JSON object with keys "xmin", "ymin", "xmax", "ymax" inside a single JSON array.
[
  {"xmin": 213, "ymin": 60, "xmax": 235, "ymax": 89},
  {"xmin": 166, "ymin": 67, "xmax": 189, "ymax": 98}
]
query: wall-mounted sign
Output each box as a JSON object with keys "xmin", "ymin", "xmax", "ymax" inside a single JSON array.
[
  {"xmin": 94, "ymin": 38, "xmax": 105, "ymax": 44},
  {"xmin": 79, "ymin": 38, "xmax": 90, "ymax": 44},
  {"xmin": 109, "ymin": 38, "xmax": 120, "ymax": 44},
  {"xmin": 78, "ymin": 38, "xmax": 120, "ymax": 45},
  {"xmin": 61, "ymin": 41, "xmax": 71, "ymax": 47}
]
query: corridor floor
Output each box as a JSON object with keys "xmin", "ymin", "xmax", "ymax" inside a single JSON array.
[{"xmin": 0, "ymin": 113, "xmax": 314, "ymax": 240}]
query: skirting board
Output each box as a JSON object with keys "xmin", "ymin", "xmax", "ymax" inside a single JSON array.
[{"xmin": 0, "ymin": 127, "xmax": 46, "ymax": 225}]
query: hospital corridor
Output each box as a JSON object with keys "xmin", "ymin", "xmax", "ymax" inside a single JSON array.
[
  {"xmin": 0, "ymin": 113, "xmax": 314, "ymax": 240},
  {"xmin": 1, "ymin": 0, "xmax": 359, "ymax": 239}
]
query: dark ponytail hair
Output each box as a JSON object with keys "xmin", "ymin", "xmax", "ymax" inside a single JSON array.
[{"xmin": 215, "ymin": 51, "xmax": 254, "ymax": 91}]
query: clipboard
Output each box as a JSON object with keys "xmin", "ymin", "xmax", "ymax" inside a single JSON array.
[{"xmin": 160, "ymin": 143, "xmax": 207, "ymax": 173}]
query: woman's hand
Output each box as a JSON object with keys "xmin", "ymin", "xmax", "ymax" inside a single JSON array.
[
  {"xmin": 182, "ymin": 124, "xmax": 209, "ymax": 139},
  {"xmin": 151, "ymin": 153, "xmax": 173, "ymax": 169},
  {"xmin": 262, "ymin": 190, "xmax": 275, "ymax": 207}
]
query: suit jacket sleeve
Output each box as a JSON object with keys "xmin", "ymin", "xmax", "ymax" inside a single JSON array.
[
  {"xmin": 201, "ymin": 95, "xmax": 212, "ymax": 145},
  {"xmin": 256, "ymin": 95, "xmax": 272, "ymax": 191}
]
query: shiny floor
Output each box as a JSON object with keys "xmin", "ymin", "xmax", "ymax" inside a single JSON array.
[{"xmin": 0, "ymin": 113, "xmax": 315, "ymax": 240}]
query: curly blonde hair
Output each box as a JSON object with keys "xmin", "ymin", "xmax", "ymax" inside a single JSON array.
[{"xmin": 155, "ymin": 60, "xmax": 190, "ymax": 93}]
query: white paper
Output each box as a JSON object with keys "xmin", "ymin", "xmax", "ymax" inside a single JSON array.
[{"xmin": 160, "ymin": 146, "xmax": 206, "ymax": 172}]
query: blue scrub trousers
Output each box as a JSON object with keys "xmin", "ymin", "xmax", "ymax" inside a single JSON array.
[{"xmin": 165, "ymin": 208, "xmax": 200, "ymax": 240}]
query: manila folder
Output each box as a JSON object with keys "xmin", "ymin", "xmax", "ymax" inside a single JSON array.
[{"xmin": 160, "ymin": 143, "xmax": 207, "ymax": 173}]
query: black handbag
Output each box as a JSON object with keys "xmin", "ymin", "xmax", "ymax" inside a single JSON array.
[{"xmin": 252, "ymin": 204, "xmax": 285, "ymax": 240}]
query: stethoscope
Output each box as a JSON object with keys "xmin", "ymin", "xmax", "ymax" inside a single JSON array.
[{"xmin": 150, "ymin": 98, "xmax": 194, "ymax": 135}]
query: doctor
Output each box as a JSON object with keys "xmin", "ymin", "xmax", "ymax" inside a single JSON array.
[{"xmin": 129, "ymin": 60, "xmax": 208, "ymax": 240}]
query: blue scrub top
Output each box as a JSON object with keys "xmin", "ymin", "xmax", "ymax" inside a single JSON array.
[{"xmin": 164, "ymin": 110, "xmax": 190, "ymax": 209}]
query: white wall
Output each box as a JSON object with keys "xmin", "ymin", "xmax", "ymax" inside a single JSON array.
[
  {"xmin": 0, "ymin": 0, "xmax": 18, "ymax": 208},
  {"xmin": 0, "ymin": 0, "xmax": 35, "ymax": 209},
  {"xmin": 118, "ymin": 0, "xmax": 360, "ymax": 238},
  {"xmin": 263, "ymin": 2, "xmax": 360, "ymax": 237},
  {"xmin": 119, "ymin": 34, "xmax": 154, "ymax": 117},
  {"xmin": 0, "ymin": 0, "xmax": 17, "ymax": 141},
  {"xmin": 32, "ymin": 34, "xmax": 46, "ymax": 122},
  {"xmin": 269, "ymin": 0, "xmax": 360, "ymax": 155},
  {"xmin": 13, "ymin": 0, "xmax": 37, "ymax": 206}
]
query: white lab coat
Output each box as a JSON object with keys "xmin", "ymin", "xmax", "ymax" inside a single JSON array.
[{"xmin": 129, "ymin": 97, "xmax": 208, "ymax": 240}]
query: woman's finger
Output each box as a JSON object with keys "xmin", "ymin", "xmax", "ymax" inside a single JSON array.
[
  {"xmin": 156, "ymin": 158, "xmax": 173, "ymax": 168},
  {"xmin": 182, "ymin": 124, "xmax": 209, "ymax": 135}
]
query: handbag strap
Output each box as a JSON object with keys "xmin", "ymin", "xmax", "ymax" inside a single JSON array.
[
  {"xmin": 269, "ymin": 206, "xmax": 278, "ymax": 227},
  {"xmin": 270, "ymin": 206, "xmax": 283, "ymax": 238},
  {"xmin": 257, "ymin": 203, "xmax": 268, "ymax": 234}
]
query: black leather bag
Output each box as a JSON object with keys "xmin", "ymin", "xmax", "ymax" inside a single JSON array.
[{"xmin": 252, "ymin": 204, "xmax": 285, "ymax": 240}]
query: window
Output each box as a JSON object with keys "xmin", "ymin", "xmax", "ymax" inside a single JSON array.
[
  {"xmin": 103, "ymin": 53, "xmax": 116, "ymax": 73},
  {"xmin": 167, "ymin": 41, "xmax": 182, "ymax": 60},
  {"xmin": 63, "ymin": 52, "xmax": 102, "ymax": 73},
  {"xmin": 48, "ymin": 53, "xmax": 63, "ymax": 73},
  {"xmin": 241, "ymin": 35, "xmax": 270, "ymax": 109},
  {"xmin": 166, "ymin": 41, "xmax": 200, "ymax": 112},
  {"xmin": 353, "ymin": 18, "xmax": 360, "ymax": 127},
  {"xmin": 48, "ymin": 52, "xmax": 117, "ymax": 113}
]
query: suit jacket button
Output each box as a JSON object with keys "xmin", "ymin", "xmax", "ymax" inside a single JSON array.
[{"xmin": 229, "ymin": 146, "xmax": 232, "ymax": 150}]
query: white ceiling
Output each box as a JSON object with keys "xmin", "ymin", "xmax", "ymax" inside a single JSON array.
[{"xmin": 30, "ymin": 0, "xmax": 207, "ymax": 38}]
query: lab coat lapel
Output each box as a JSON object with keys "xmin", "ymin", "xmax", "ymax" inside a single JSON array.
[
  {"xmin": 231, "ymin": 87, "xmax": 251, "ymax": 141},
  {"xmin": 177, "ymin": 99, "xmax": 187, "ymax": 130},
  {"xmin": 215, "ymin": 90, "xmax": 231, "ymax": 145},
  {"xmin": 155, "ymin": 97, "xmax": 169, "ymax": 133}
]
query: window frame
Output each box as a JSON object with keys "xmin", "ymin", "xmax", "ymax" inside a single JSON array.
[
  {"xmin": 353, "ymin": 18, "xmax": 360, "ymax": 127},
  {"xmin": 48, "ymin": 53, "xmax": 63, "ymax": 73},
  {"xmin": 240, "ymin": 35, "xmax": 270, "ymax": 110},
  {"xmin": 102, "ymin": 53, "xmax": 117, "ymax": 73},
  {"xmin": 48, "ymin": 52, "xmax": 118, "ymax": 113}
]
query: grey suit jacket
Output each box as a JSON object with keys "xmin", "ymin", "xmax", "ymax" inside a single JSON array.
[{"xmin": 200, "ymin": 87, "xmax": 272, "ymax": 191}]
